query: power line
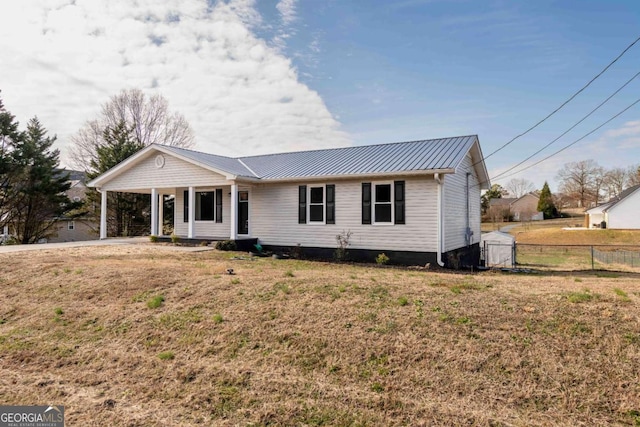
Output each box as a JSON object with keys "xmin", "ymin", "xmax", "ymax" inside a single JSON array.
[
  {"xmin": 476, "ymin": 33, "xmax": 640, "ymax": 167},
  {"xmin": 491, "ymin": 69, "xmax": 640, "ymax": 181},
  {"xmin": 493, "ymin": 97, "xmax": 640, "ymax": 182}
]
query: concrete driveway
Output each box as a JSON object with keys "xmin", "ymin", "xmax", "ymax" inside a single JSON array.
[{"xmin": 0, "ymin": 237, "xmax": 216, "ymax": 254}]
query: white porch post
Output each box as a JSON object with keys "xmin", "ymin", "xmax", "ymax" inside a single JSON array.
[
  {"xmin": 100, "ymin": 190, "xmax": 108, "ymax": 239},
  {"xmin": 230, "ymin": 183, "xmax": 238, "ymax": 240},
  {"xmin": 188, "ymin": 186, "xmax": 195, "ymax": 239},
  {"xmin": 151, "ymin": 188, "xmax": 158, "ymax": 236},
  {"xmin": 157, "ymin": 194, "xmax": 164, "ymax": 235}
]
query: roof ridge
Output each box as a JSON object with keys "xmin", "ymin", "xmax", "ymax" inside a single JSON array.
[{"xmin": 239, "ymin": 135, "xmax": 478, "ymax": 161}]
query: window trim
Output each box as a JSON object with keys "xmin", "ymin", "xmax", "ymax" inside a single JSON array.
[
  {"xmin": 373, "ymin": 182, "xmax": 394, "ymax": 225},
  {"xmin": 307, "ymin": 185, "xmax": 326, "ymax": 225},
  {"xmin": 184, "ymin": 188, "xmax": 221, "ymax": 223}
]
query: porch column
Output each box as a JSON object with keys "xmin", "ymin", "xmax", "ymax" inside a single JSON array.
[
  {"xmin": 188, "ymin": 186, "xmax": 195, "ymax": 238},
  {"xmin": 100, "ymin": 190, "xmax": 108, "ymax": 239},
  {"xmin": 157, "ymin": 194, "xmax": 164, "ymax": 235},
  {"xmin": 230, "ymin": 183, "xmax": 238, "ymax": 240},
  {"xmin": 151, "ymin": 188, "xmax": 158, "ymax": 236}
]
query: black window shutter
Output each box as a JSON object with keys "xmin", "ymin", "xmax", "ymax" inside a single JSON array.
[
  {"xmin": 215, "ymin": 188, "xmax": 223, "ymax": 223},
  {"xmin": 362, "ymin": 183, "xmax": 371, "ymax": 224},
  {"xmin": 394, "ymin": 181, "xmax": 405, "ymax": 224},
  {"xmin": 326, "ymin": 184, "xmax": 335, "ymax": 224},
  {"xmin": 299, "ymin": 185, "xmax": 307, "ymax": 224},
  {"xmin": 183, "ymin": 190, "xmax": 189, "ymax": 223}
]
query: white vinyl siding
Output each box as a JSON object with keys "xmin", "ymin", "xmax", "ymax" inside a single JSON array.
[
  {"xmin": 101, "ymin": 152, "xmax": 229, "ymax": 192},
  {"xmin": 606, "ymin": 189, "xmax": 640, "ymax": 229},
  {"xmin": 251, "ymin": 177, "xmax": 438, "ymax": 252},
  {"xmin": 174, "ymin": 188, "xmax": 231, "ymax": 238},
  {"xmin": 442, "ymin": 154, "xmax": 481, "ymax": 252}
]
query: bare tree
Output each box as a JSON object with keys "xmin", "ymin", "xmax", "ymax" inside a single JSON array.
[
  {"xmin": 70, "ymin": 89, "xmax": 195, "ymax": 171},
  {"xmin": 603, "ymin": 167, "xmax": 628, "ymax": 200},
  {"xmin": 627, "ymin": 164, "xmax": 640, "ymax": 187},
  {"xmin": 505, "ymin": 178, "xmax": 536, "ymax": 198},
  {"xmin": 556, "ymin": 160, "xmax": 603, "ymax": 208}
]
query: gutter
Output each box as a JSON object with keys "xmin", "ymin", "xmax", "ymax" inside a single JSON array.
[{"xmin": 434, "ymin": 173, "xmax": 445, "ymax": 267}]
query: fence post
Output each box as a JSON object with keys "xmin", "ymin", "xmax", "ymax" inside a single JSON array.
[{"xmin": 591, "ymin": 246, "xmax": 594, "ymax": 270}]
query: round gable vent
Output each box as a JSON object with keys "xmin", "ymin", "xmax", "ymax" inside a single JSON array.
[{"xmin": 155, "ymin": 154, "xmax": 165, "ymax": 169}]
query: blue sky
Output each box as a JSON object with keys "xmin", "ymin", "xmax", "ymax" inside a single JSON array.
[{"xmin": 1, "ymin": 0, "xmax": 639, "ymax": 191}]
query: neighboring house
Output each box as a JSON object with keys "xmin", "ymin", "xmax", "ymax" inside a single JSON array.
[
  {"xmin": 87, "ymin": 135, "xmax": 490, "ymax": 268},
  {"xmin": 488, "ymin": 193, "xmax": 542, "ymax": 222},
  {"xmin": 48, "ymin": 171, "xmax": 99, "ymax": 243},
  {"xmin": 584, "ymin": 185, "xmax": 640, "ymax": 229}
]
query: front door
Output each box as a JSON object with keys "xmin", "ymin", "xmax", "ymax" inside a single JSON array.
[{"xmin": 238, "ymin": 191, "xmax": 249, "ymax": 235}]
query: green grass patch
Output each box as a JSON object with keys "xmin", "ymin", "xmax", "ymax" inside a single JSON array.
[
  {"xmin": 147, "ymin": 295, "xmax": 165, "ymax": 309},
  {"xmin": 613, "ymin": 288, "xmax": 631, "ymax": 302},
  {"xmin": 566, "ymin": 290, "xmax": 597, "ymax": 303},
  {"xmin": 158, "ymin": 351, "xmax": 175, "ymax": 360}
]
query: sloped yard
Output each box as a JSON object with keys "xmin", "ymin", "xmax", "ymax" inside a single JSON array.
[{"xmin": 0, "ymin": 246, "xmax": 639, "ymax": 426}]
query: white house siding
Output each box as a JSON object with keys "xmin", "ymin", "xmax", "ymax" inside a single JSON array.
[
  {"xmin": 101, "ymin": 152, "xmax": 229, "ymax": 192},
  {"xmin": 442, "ymin": 154, "xmax": 481, "ymax": 252},
  {"xmin": 606, "ymin": 191, "xmax": 640, "ymax": 229},
  {"xmin": 250, "ymin": 177, "xmax": 438, "ymax": 253},
  {"xmin": 174, "ymin": 188, "xmax": 232, "ymax": 238}
]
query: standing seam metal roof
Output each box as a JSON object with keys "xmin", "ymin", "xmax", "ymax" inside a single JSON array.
[{"xmin": 159, "ymin": 135, "xmax": 479, "ymax": 180}]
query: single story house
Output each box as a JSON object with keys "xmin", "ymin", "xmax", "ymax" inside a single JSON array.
[
  {"xmin": 585, "ymin": 184, "xmax": 640, "ymax": 229},
  {"xmin": 87, "ymin": 135, "xmax": 490, "ymax": 267}
]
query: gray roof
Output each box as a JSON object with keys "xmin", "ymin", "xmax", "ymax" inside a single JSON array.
[
  {"xmin": 161, "ymin": 135, "xmax": 480, "ymax": 180},
  {"xmin": 603, "ymin": 184, "xmax": 640, "ymax": 212}
]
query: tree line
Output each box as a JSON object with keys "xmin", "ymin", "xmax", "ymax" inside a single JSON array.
[
  {"xmin": 556, "ymin": 159, "xmax": 640, "ymax": 208},
  {"xmin": 0, "ymin": 94, "xmax": 81, "ymax": 243},
  {"xmin": 1, "ymin": 88, "xmax": 195, "ymax": 243}
]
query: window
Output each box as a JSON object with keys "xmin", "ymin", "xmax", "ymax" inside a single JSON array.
[
  {"xmin": 184, "ymin": 190, "xmax": 220, "ymax": 222},
  {"xmin": 67, "ymin": 221, "xmax": 75, "ymax": 230},
  {"xmin": 362, "ymin": 181, "xmax": 405, "ymax": 225},
  {"xmin": 309, "ymin": 186, "xmax": 324, "ymax": 222},
  {"xmin": 299, "ymin": 184, "xmax": 335, "ymax": 224}
]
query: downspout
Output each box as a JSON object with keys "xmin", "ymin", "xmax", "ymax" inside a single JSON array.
[
  {"xmin": 465, "ymin": 172, "xmax": 473, "ymax": 246},
  {"xmin": 434, "ymin": 173, "xmax": 445, "ymax": 267}
]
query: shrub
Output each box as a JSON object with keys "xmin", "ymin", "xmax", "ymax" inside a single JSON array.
[
  {"xmin": 212, "ymin": 313, "xmax": 224, "ymax": 324},
  {"xmin": 334, "ymin": 230, "xmax": 353, "ymax": 261},
  {"xmin": 170, "ymin": 234, "xmax": 180, "ymax": 244},
  {"xmin": 149, "ymin": 235, "xmax": 159, "ymax": 243},
  {"xmin": 290, "ymin": 244, "xmax": 303, "ymax": 259},
  {"xmin": 376, "ymin": 253, "xmax": 390, "ymax": 265},
  {"xmin": 215, "ymin": 240, "xmax": 237, "ymax": 251}
]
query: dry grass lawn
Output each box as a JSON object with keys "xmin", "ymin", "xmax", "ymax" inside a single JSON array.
[
  {"xmin": 513, "ymin": 228, "xmax": 640, "ymax": 246},
  {"xmin": 1, "ymin": 245, "xmax": 640, "ymax": 426}
]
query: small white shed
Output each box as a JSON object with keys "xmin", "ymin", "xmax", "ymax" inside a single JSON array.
[{"xmin": 481, "ymin": 231, "xmax": 515, "ymax": 268}]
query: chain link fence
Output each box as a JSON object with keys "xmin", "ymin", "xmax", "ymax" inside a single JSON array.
[{"xmin": 515, "ymin": 244, "xmax": 640, "ymax": 272}]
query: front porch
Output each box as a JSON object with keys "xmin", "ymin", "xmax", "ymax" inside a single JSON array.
[{"xmin": 98, "ymin": 183, "xmax": 253, "ymax": 241}]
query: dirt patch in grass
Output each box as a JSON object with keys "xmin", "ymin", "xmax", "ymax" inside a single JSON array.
[{"xmin": 1, "ymin": 246, "xmax": 640, "ymax": 426}]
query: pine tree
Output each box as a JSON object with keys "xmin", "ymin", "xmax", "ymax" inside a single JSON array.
[
  {"xmin": 537, "ymin": 181, "xmax": 558, "ymax": 219},
  {"xmin": 11, "ymin": 117, "xmax": 80, "ymax": 243},
  {"xmin": 86, "ymin": 121, "xmax": 147, "ymax": 237},
  {"xmin": 0, "ymin": 93, "xmax": 23, "ymax": 229}
]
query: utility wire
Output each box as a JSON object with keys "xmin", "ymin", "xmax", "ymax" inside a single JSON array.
[
  {"xmin": 491, "ymin": 69, "xmax": 640, "ymax": 181},
  {"xmin": 474, "ymin": 33, "xmax": 640, "ymax": 168},
  {"xmin": 493, "ymin": 97, "xmax": 640, "ymax": 182}
]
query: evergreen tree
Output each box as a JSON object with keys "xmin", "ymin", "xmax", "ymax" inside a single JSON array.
[
  {"xmin": 0, "ymin": 93, "xmax": 23, "ymax": 229},
  {"xmin": 86, "ymin": 121, "xmax": 147, "ymax": 237},
  {"xmin": 11, "ymin": 117, "xmax": 81, "ymax": 243},
  {"xmin": 537, "ymin": 181, "xmax": 558, "ymax": 219}
]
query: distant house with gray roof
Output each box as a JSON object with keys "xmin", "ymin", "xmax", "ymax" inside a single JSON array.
[
  {"xmin": 585, "ymin": 185, "xmax": 640, "ymax": 229},
  {"xmin": 87, "ymin": 135, "xmax": 490, "ymax": 268}
]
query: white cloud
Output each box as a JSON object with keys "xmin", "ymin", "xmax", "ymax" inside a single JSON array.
[
  {"xmin": 0, "ymin": 0, "xmax": 349, "ymax": 165},
  {"xmin": 276, "ymin": 0, "xmax": 297, "ymax": 26}
]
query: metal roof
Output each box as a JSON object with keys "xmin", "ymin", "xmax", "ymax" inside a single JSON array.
[
  {"xmin": 241, "ymin": 135, "xmax": 475, "ymax": 179},
  {"xmin": 160, "ymin": 135, "xmax": 480, "ymax": 180}
]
